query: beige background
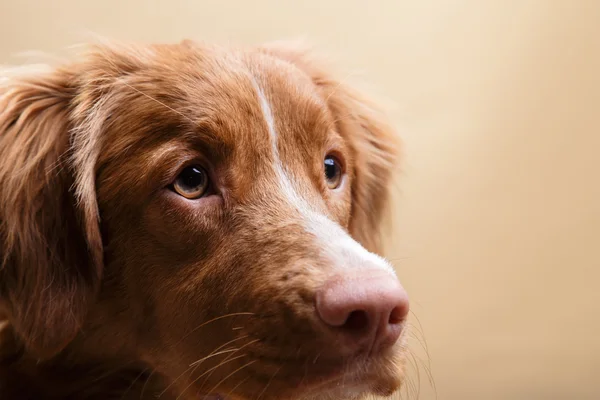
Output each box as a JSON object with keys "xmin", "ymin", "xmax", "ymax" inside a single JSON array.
[{"xmin": 1, "ymin": 0, "xmax": 599, "ymax": 399}]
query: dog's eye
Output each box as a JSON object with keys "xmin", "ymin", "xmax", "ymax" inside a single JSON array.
[
  {"xmin": 324, "ymin": 155, "xmax": 343, "ymax": 189},
  {"xmin": 172, "ymin": 166, "xmax": 210, "ymax": 199}
]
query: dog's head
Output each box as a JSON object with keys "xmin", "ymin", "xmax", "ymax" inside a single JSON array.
[{"xmin": 0, "ymin": 41, "xmax": 406, "ymax": 399}]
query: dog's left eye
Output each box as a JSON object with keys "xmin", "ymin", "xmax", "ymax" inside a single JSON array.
[
  {"xmin": 324, "ymin": 155, "xmax": 343, "ymax": 189},
  {"xmin": 172, "ymin": 166, "xmax": 210, "ymax": 199}
]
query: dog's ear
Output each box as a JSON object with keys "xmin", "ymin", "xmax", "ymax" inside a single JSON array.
[
  {"xmin": 259, "ymin": 41, "xmax": 401, "ymax": 254},
  {"xmin": 0, "ymin": 65, "xmax": 103, "ymax": 359}
]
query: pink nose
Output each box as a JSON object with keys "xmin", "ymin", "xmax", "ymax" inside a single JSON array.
[{"xmin": 315, "ymin": 271, "xmax": 409, "ymax": 353}]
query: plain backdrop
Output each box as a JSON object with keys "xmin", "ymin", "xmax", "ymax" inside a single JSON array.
[{"xmin": 1, "ymin": 1, "xmax": 599, "ymax": 399}]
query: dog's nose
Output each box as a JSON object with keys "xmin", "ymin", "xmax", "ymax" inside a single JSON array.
[{"xmin": 315, "ymin": 271, "xmax": 409, "ymax": 353}]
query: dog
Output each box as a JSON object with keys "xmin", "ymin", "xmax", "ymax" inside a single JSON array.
[{"xmin": 0, "ymin": 39, "xmax": 408, "ymax": 400}]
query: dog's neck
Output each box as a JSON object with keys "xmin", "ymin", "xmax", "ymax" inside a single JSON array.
[
  {"xmin": 1, "ymin": 357, "xmax": 161, "ymax": 400},
  {"xmin": 0, "ymin": 314, "xmax": 176, "ymax": 399}
]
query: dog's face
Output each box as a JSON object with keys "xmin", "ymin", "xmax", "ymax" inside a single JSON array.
[{"xmin": 0, "ymin": 41, "xmax": 406, "ymax": 399}]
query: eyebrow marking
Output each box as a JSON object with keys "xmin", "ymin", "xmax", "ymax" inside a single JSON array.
[
  {"xmin": 250, "ymin": 76, "xmax": 307, "ymax": 210},
  {"xmin": 250, "ymin": 77, "xmax": 279, "ymax": 159}
]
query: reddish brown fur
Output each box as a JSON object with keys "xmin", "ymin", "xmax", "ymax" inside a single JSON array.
[{"xmin": 0, "ymin": 40, "xmax": 402, "ymax": 399}]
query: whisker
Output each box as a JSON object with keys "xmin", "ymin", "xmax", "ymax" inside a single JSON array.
[
  {"xmin": 197, "ymin": 339, "xmax": 260, "ymax": 390},
  {"xmin": 139, "ymin": 368, "xmax": 156, "ymax": 399},
  {"xmin": 407, "ymin": 350, "xmax": 422, "ymax": 399},
  {"xmin": 312, "ymin": 352, "xmax": 321, "ymax": 364},
  {"xmin": 120, "ymin": 368, "xmax": 148, "ymax": 400},
  {"xmin": 388, "ymin": 256, "xmax": 412, "ymax": 263},
  {"xmin": 227, "ymin": 376, "xmax": 250, "ymax": 397},
  {"xmin": 176, "ymin": 313, "xmax": 255, "ymax": 345},
  {"xmin": 297, "ymin": 358, "xmax": 309, "ymax": 390},
  {"xmin": 404, "ymin": 370, "xmax": 416, "ymax": 400},
  {"xmin": 204, "ymin": 360, "xmax": 257, "ymax": 397},
  {"xmin": 407, "ymin": 311, "xmax": 437, "ymax": 398},
  {"xmin": 409, "ymin": 311, "xmax": 433, "ymax": 366},
  {"xmin": 255, "ymin": 365, "xmax": 281, "ymax": 400},
  {"xmin": 159, "ymin": 335, "xmax": 250, "ymax": 397},
  {"xmin": 411, "ymin": 351, "xmax": 437, "ymax": 399},
  {"xmin": 87, "ymin": 361, "xmax": 135, "ymax": 385},
  {"xmin": 407, "ymin": 329, "xmax": 429, "ymax": 358},
  {"xmin": 175, "ymin": 354, "xmax": 249, "ymax": 400},
  {"xmin": 190, "ymin": 335, "xmax": 250, "ymax": 367},
  {"xmin": 340, "ymin": 357, "xmax": 351, "ymax": 393},
  {"xmin": 190, "ymin": 347, "xmax": 242, "ymax": 367}
]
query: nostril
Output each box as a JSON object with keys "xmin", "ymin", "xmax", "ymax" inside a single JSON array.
[
  {"xmin": 388, "ymin": 305, "xmax": 407, "ymax": 325},
  {"xmin": 344, "ymin": 310, "xmax": 370, "ymax": 332}
]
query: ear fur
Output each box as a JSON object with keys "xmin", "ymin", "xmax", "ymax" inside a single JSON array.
[
  {"xmin": 259, "ymin": 40, "xmax": 401, "ymax": 254},
  {"xmin": 0, "ymin": 64, "xmax": 103, "ymax": 359}
]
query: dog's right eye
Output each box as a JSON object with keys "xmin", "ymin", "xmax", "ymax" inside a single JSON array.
[
  {"xmin": 324, "ymin": 155, "xmax": 343, "ymax": 190},
  {"xmin": 172, "ymin": 166, "xmax": 210, "ymax": 199}
]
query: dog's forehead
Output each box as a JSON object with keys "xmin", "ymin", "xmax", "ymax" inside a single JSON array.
[
  {"xmin": 174, "ymin": 49, "xmax": 333, "ymax": 169},
  {"xmin": 180, "ymin": 49, "xmax": 331, "ymax": 145}
]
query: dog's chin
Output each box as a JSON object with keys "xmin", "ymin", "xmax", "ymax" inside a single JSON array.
[
  {"xmin": 198, "ymin": 352, "xmax": 405, "ymax": 400},
  {"xmin": 204, "ymin": 377, "xmax": 402, "ymax": 400}
]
